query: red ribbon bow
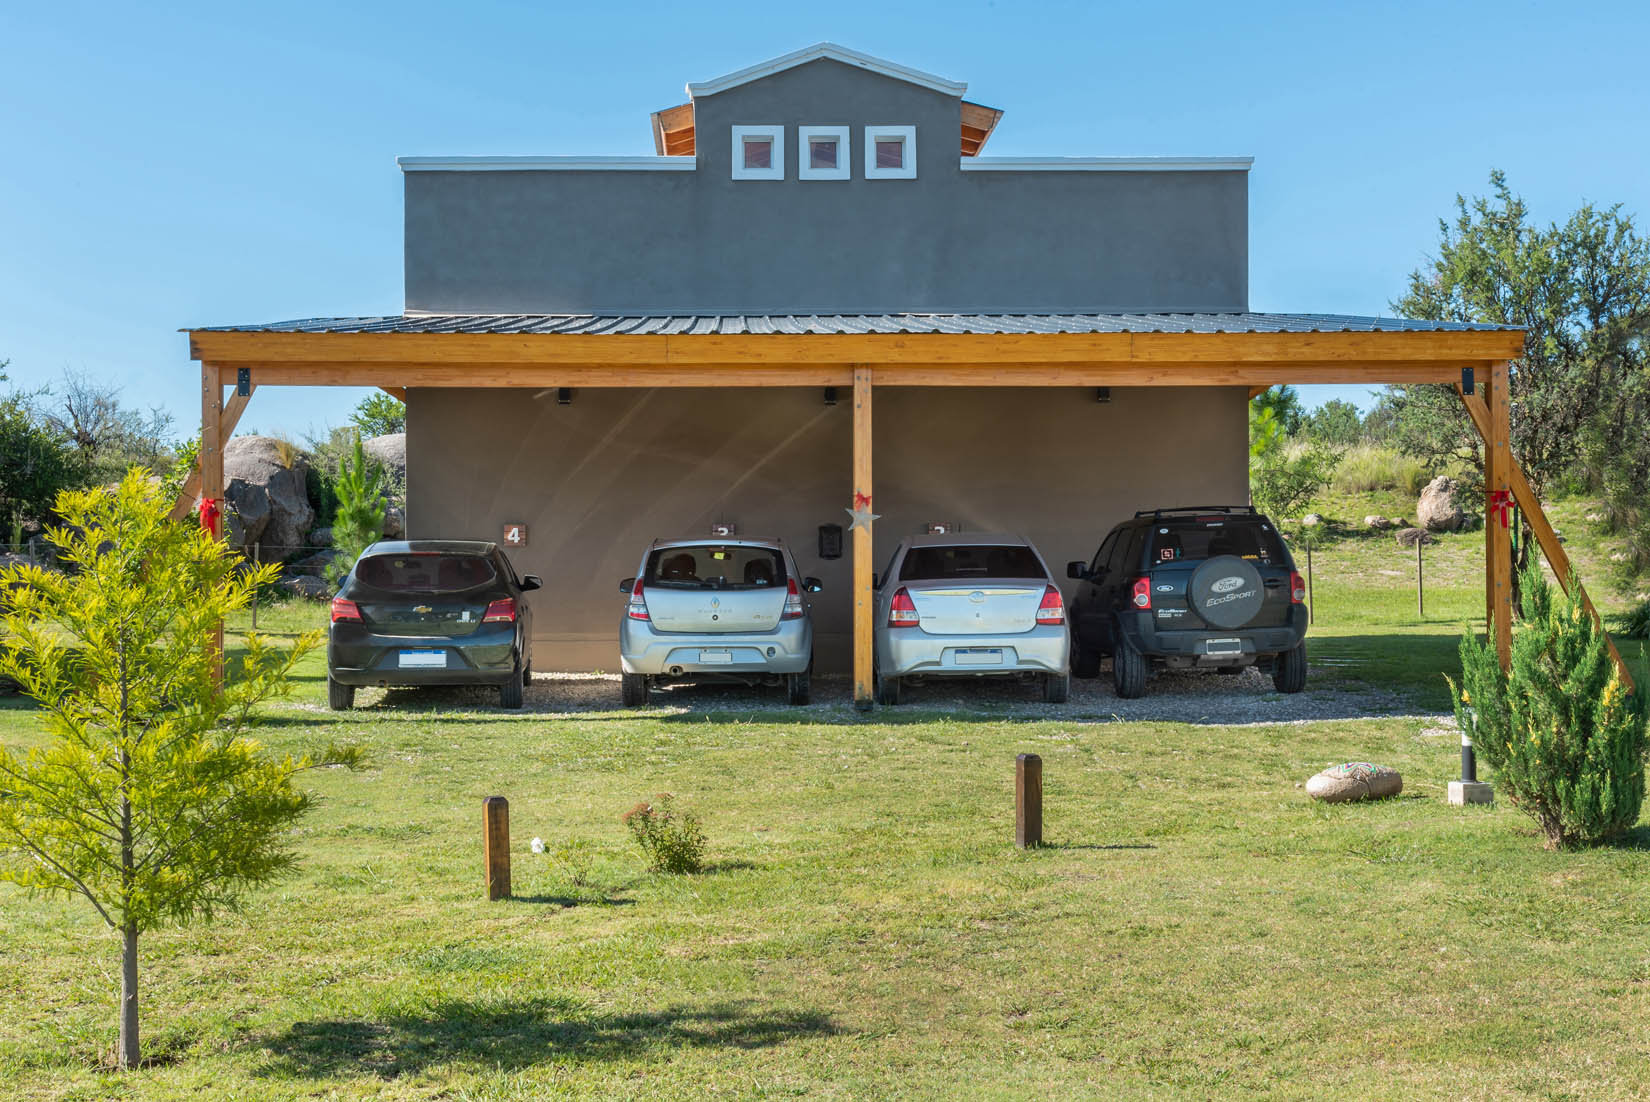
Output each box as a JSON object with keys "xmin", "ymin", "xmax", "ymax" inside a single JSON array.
[
  {"xmin": 198, "ymin": 496, "xmax": 222, "ymax": 535},
  {"xmin": 1489, "ymin": 489, "xmax": 1513, "ymax": 528}
]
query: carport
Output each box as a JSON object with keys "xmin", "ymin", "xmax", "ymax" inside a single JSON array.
[{"xmin": 179, "ymin": 314, "xmax": 1624, "ymax": 706}]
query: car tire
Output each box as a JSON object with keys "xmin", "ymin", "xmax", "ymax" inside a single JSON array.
[
  {"xmin": 1042, "ymin": 671, "xmax": 1070, "ymax": 703},
  {"xmin": 874, "ymin": 664, "xmax": 902, "ymax": 706},
  {"xmin": 1112, "ymin": 631, "xmax": 1148, "ymax": 699},
  {"xmin": 1070, "ymin": 633, "xmax": 1101, "ymax": 679},
  {"xmin": 1273, "ymin": 643, "xmax": 1307, "ymax": 694},
  {"xmin": 327, "ymin": 677, "xmax": 354, "ymax": 711},
  {"xmin": 786, "ymin": 669, "xmax": 811, "ymax": 706},
  {"xmin": 621, "ymin": 672, "xmax": 649, "ymax": 707},
  {"xmin": 499, "ymin": 674, "xmax": 524, "ymax": 709}
]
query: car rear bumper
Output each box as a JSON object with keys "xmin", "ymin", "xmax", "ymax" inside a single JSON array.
[
  {"xmin": 877, "ymin": 623, "xmax": 1069, "ymax": 678},
  {"xmin": 619, "ymin": 618, "xmax": 813, "ymax": 675},
  {"xmin": 1117, "ymin": 607, "xmax": 1307, "ymax": 663},
  {"xmin": 328, "ymin": 623, "xmax": 520, "ymax": 687}
]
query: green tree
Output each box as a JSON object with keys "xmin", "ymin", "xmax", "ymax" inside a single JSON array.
[
  {"xmin": 1449, "ymin": 565, "xmax": 1647, "ymax": 849},
  {"xmin": 327, "ymin": 434, "xmax": 386, "ymax": 586},
  {"xmin": 0, "ymin": 472, "xmax": 357, "ymax": 1069},
  {"xmin": 41, "ymin": 370, "xmax": 176, "ymax": 484},
  {"xmin": 1249, "ymin": 398, "xmax": 1338, "ymax": 520},
  {"xmin": 349, "ymin": 392, "xmax": 405, "ymax": 437},
  {"xmin": 0, "ymin": 392, "xmax": 81, "ymax": 539},
  {"xmin": 1300, "ymin": 398, "xmax": 1364, "ymax": 447},
  {"xmin": 1250, "ymin": 385, "xmax": 1304, "ymax": 438}
]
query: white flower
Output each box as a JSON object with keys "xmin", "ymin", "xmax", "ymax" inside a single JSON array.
[{"xmin": 530, "ymin": 837, "xmax": 545, "ymax": 854}]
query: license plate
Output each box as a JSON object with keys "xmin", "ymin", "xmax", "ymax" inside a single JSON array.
[
  {"xmin": 699, "ymin": 649, "xmax": 733, "ymax": 665},
  {"xmin": 398, "ymin": 649, "xmax": 445, "ymax": 669},
  {"xmin": 955, "ymin": 648, "xmax": 1003, "ymax": 666},
  {"xmin": 1205, "ymin": 638, "xmax": 1242, "ymax": 656}
]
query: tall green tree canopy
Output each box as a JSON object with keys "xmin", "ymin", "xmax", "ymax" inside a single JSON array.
[{"xmin": 349, "ymin": 392, "xmax": 405, "ymax": 438}]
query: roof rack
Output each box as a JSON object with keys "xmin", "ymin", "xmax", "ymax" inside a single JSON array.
[{"xmin": 1133, "ymin": 505, "xmax": 1259, "ymax": 519}]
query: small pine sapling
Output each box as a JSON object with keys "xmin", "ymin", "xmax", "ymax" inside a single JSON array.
[{"xmin": 327, "ymin": 434, "xmax": 386, "ymax": 587}]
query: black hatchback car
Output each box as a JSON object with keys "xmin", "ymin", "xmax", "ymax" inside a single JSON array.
[
  {"xmin": 1066, "ymin": 507, "xmax": 1307, "ymax": 698},
  {"xmin": 327, "ymin": 540, "xmax": 539, "ymax": 710}
]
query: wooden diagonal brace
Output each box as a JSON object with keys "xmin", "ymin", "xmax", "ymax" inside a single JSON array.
[
  {"xmin": 1457, "ymin": 384, "xmax": 1634, "ymax": 692},
  {"xmin": 170, "ymin": 382, "xmax": 257, "ymax": 521}
]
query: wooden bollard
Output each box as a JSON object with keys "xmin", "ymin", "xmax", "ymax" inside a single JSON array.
[
  {"xmin": 484, "ymin": 796, "xmax": 510, "ymax": 900},
  {"xmin": 1015, "ymin": 754, "xmax": 1042, "ymax": 849}
]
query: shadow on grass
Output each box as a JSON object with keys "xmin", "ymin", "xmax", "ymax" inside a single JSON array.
[
  {"xmin": 507, "ymin": 892, "xmax": 637, "ymax": 907},
  {"xmin": 1041, "ymin": 842, "xmax": 1157, "ymax": 851},
  {"xmin": 255, "ymin": 996, "xmax": 838, "ymax": 1079},
  {"xmin": 1607, "ymin": 824, "xmax": 1650, "ymax": 851}
]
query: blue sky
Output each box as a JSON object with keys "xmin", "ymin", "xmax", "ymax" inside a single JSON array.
[{"xmin": 4, "ymin": 0, "xmax": 1648, "ymax": 440}]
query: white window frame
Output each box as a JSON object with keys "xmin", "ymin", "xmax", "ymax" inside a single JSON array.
[
  {"xmin": 864, "ymin": 125, "xmax": 917, "ymax": 180},
  {"xmin": 797, "ymin": 125, "xmax": 851, "ymax": 180},
  {"xmin": 731, "ymin": 125, "xmax": 785, "ymax": 180}
]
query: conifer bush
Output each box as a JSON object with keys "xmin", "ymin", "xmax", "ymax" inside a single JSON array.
[{"xmin": 1450, "ymin": 565, "xmax": 1647, "ymax": 849}]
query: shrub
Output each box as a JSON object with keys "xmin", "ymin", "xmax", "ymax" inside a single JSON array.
[
  {"xmin": 1613, "ymin": 598, "xmax": 1650, "ymax": 641},
  {"xmin": 1330, "ymin": 444, "xmax": 1429, "ymax": 497},
  {"xmin": 621, "ymin": 794, "xmax": 706, "ymax": 873},
  {"xmin": 1449, "ymin": 565, "xmax": 1647, "ymax": 849},
  {"xmin": 531, "ymin": 836, "xmax": 596, "ymax": 888},
  {"xmin": 327, "ymin": 434, "xmax": 385, "ymax": 587}
]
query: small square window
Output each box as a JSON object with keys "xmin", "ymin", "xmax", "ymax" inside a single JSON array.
[
  {"xmin": 730, "ymin": 125, "xmax": 784, "ymax": 180},
  {"xmin": 798, "ymin": 125, "xmax": 850, "ymax": 180},
  {"xmin": 742, "ymin": 137, "xmax": 772, "ymax": 170},
  {"xmin": 864, "ymin": 125, "xmax": 917, "ymax": 180}
]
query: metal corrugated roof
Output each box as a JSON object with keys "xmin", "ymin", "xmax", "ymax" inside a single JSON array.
[{"xmin": 189, "ymin": 312, "xmax": 1516, "ymax": 336}]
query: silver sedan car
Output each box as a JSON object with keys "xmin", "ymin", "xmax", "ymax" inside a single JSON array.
[
  {"xmin": 873, "ymin": 534, "xmax": 1070, "ymax": 705},
  {"xmin": 618, "ymin": 538, "xmax": 820, "ymax": 706}
]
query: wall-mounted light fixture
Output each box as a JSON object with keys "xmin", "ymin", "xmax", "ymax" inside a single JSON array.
[
  {"xmin": 557, "ymin": 387, "xmax": 573, "ymax": 406},
  {"xmin": 1095, "ymin": 387, "xmax": 1111, "ymax": 403},
  {"xmin": 823, "ymin": 387, "xmax": 838, "ymax": 406}
]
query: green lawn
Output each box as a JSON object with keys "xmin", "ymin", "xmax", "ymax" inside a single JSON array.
[{"xmin": 2, "ymin": 526, "xmax": 1648, "ymax": 1100}]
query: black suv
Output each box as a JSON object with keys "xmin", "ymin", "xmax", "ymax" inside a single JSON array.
[{"xmin": 1066, "ymin": 507, "xmax": 1308, "ymax": 698}]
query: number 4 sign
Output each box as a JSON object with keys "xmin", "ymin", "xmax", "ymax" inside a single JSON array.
[{"xmin": 502, "ymin": 524, "xmax": 528, "ymax": 547}]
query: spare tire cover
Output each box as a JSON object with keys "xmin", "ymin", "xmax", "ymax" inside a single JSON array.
[{"xmin": 1187, "ymin": 555, "xmax": 1265, "ymax": 630}]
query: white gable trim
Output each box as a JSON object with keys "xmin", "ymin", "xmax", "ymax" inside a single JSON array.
[
  {"xmin": 960, "ymin": 156, "xmax": 1254, "ymax": 173},
  {"xmin": 686, "ymin": 42, "xmax": 967, "ymax": 99},
  {"xmin": 398, "ymin": 156, "xmax": 696, "ymax": 173}
]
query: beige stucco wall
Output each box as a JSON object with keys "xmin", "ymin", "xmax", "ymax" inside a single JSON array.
[{"xmin": 404, "ymin": 386, "xmax": 1250, "ymax": 672}]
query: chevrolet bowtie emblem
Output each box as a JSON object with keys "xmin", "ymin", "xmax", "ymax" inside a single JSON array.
[{"xmin": 414, "ymin": 605, "xmax": 432, "ymax": 614}]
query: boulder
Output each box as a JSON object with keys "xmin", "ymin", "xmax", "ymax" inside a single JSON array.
[
  {"xmin": 382, "ymin": 505, "xmax": 405, "ymax": 539},
  {"xmin": 279, "ymin": 574, "xmax": 333, "ymax": 601},
  {"xmin": 223, "ymin": 436, "xmax": 315, "ymax": 562},
  {"xmin": 1302, "ymin": 513, "xmax": 1324, "ymax": 528},
  {"xmin": 1394, "ymin": 527, "xmax": 1435, "ymax": 548},
  {"xmin": 364, "ymin": 433, "xmax": 406, "ymax": 500},
  {"xmin": 1306, "ymin": 762, "xmax": 1403, "ymax": 803},
  {"xmin": 1417, "ymin": 476, "xmax": 1467, "ymax": 532},
  {"xmin": 1364, "ymin": 515, "xmax": 1393, "ymax": 530},
  {"xmin": 309, "ymin": 525, "xmax": 333, "ymax": 548}
]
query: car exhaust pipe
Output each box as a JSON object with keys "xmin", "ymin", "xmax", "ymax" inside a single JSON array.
[{"xmin": 669, "ymin": 665, "xmax": 683, "ymax": 676}]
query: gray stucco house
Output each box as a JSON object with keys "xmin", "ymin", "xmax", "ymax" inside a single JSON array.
[{"xmin": 187, "ymin": 44, "xmax": 1523, "ymax": 695}]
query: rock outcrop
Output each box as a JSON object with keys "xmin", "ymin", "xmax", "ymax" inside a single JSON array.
[{"xmin": 223, "ymin": 436, "xmax": 315, "ymax": 562}]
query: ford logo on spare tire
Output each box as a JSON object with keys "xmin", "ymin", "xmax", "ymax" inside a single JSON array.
[
  {"xmin": 1187, "ymin": 555, "xmax": 1266, "ymax": 630},
  {"xmin": 1212, "ymin": 576, "xmax": 1245, "ymax": 594}
]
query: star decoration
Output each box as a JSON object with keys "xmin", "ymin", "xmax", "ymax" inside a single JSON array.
[{"xmin": 845, "ymin": 493, "xmax": 880, "ymax": 533}]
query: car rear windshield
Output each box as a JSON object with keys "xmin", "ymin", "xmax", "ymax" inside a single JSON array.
[
  {"xmin": 644, "ymin": 545, "xmax": 786, "ymax": 590},
  {"xmin": 354, "ymin": 553, "xmax": 497, "ymax": 592},
  {"xmin": 899, "ymin": 544, "xmax": 1047, "ymax": 581},
  {"xmin": 1146, "ymin": 520, "xmax": 1286, "ymax": 566}
]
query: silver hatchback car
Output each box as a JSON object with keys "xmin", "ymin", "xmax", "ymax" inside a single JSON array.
[
  {"xmin": 873, "ymin": 534, "xmax": 1070, "ymax": 705},
  {"xmin": 618, "ymin": 538, "xmax": 820, "ymax": 706}
]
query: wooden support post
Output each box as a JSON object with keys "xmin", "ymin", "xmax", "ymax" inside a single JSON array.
[
  {"xmin": 1486, "ymin": 361, "xmax": 1513, "ymax": 669},
  {"xmin": 852, "ymin": 366, "xmax": 874, "ymax": 709},
  {"xmin": 1015, "ymin": 754, "xmax": 1043, "ymax": 849},
  {"xmin": 1456, "ymin": 384, "xmax": 1633, "ymax": 691},
  {"xmin": 200, "ymin": 363, "xmax": 225, "ymax": 681},
  {"xmin": 1416, "ymin": 537, "xmax": 1424, "ymax": 619},
  {"xmin": 173, "ymin": 378, "xmax": 256, "ymax": 521},
  {"xmin": 484, "ymin": 796, "xmax": 511, "ymax": 900}
]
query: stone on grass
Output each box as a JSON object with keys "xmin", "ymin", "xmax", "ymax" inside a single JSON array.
[
  {"xmin": 382, "ymin": 505, "xmax": 405, "ymax": 539},
  {"xmin": 1306, "ymin": 762, "xmax": 1403, "ymax": 803},
  {"xmin": 1394, "ymin": 527, "xmax": 1435, "ymax": 548},
  {"xmin": 279, "ymin": 574, "xmax": 332, "ymax": 600},
  {"xmin": 1302, "ymin": 513, "xmax": 1324, "ymax": 528},
  {"xmin": 1417, "ymin": 476, "xmax": 1467, "ymax": 532},
  {"xmin": 1364, "ymin": 515, "xmax": 1394, "ymax": 530}
]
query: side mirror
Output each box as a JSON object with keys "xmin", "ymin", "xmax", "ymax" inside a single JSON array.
[
  {"xmin": 1067, "ymin": 561, "xmax": 1089, "ymax": 580},
  {"xmin": 619, "ymin": 578, "xmax": 634, "ymax": 594},
  {"xmin": 803, "ymin": 576, "xmax": 823, "ymax": 593},
  {"xmin": 520, "ymin": 575, "xmax": 542, "ymax": 592}
]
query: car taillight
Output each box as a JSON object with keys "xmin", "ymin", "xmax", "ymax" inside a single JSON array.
[
  {"xmin": 1036, "ymin": 584, "xmax": 1065, "ymax": 625},
  {"xmin": 1131, "ymin": 577, "xmax": 1152, "ymax": 610},
  {"xmin": 1290, "ymin": 571, "xmax": 1307, "ymax": 604},
  {"xmin": 626, "ymin": 579, "xmax": 650, "ymax": 621},
  {"xmin": 782, "ymin": 577, "xmax": 804, "ymax": 620},
  {"xmin": 330, "ymin": 597, "xmax": 362, "ymax": 623},
  {"xmin": 888, "ymin": 586, "xmax": 920, "ymax": 627},
  {"xmin": 482, "ymin": 597, "xmax": 517, "ymax": 623}
]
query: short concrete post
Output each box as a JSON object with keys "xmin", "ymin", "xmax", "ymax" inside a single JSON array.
[
  {"xmin": 484, "ymin": 796, "xmax": 511, "ymax": 899},
  {"xmin": 1448, "ymin": 730, "xmax": 1493, "ymax": 806},
  {"xmin": 1015, "ymin": 754, "xmax": 1042, "ymax": 849}
]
